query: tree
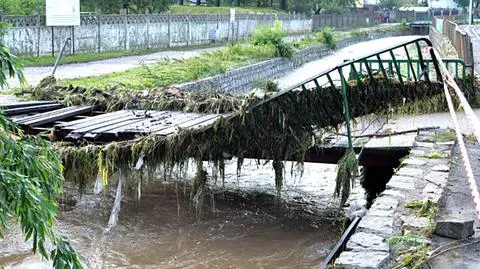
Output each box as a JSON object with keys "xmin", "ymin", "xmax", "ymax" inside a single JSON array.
[
  {"xmin": 379, "ymin": 0, "xmax": 401, "ymax": 10},
  {"xmin": 0, "ymin": 28, "xmax": 84, "ymax": 268},
  {"xmin": 280, "ymin": 0, "xmax": 287, "ymax": 10},
  {"xmin": 309, "ymin": 0, "xmax": 356, "ymax": 14},
  {"xmin": 81, "ymin": 0, "xmax": 169, "ymax": 14},
  {"xmin": 0, "ymin": 0, "xmax": 45, "ymax": 15},
  {"xmin": 454, "ymin": 0, "xmax": 480, "ymax": 14}
]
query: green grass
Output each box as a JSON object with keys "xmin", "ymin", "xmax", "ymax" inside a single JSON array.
[
  {"xmin": 293, "ymin": 24, "xmax": 409, "ymax": 50},
  {"xmin": 59, "ymin": 23, "xmax": 407, "ymax": 90},
  {"xmin": 419, "ymin": 153, "xmax": 445, "ymax": 159},
  {"xmin": 433, "ymin": 129, "xmax": 456, "ymax": 142},
  {"xmin": 19, "ymin": 49, "xmax": 157, "ymax": 67},
  {"xmin": 62, "ymin": 44, "xmax": 276, "ymax": 89},
  {"xmin": 168, "ymin": 5, "xmax": 286, "ymax": 14},
  {"xmin": 18, "ymin": 43, "xmax": 225, "ymax": 67}
]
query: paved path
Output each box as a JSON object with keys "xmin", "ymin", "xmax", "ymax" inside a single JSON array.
[
  {"xmin": 428, "ymin": 142, "xmax": 480, "ymax": 269},
  {"xmin": 6, "ymin": 47, "xmax": 223, "ymax": 89}
]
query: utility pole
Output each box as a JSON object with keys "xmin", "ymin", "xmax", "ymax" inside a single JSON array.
[{"xmin": 469, "ymin": 0, "xmax": 473, "ymax": 26}]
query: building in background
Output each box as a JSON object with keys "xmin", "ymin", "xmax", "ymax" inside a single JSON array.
[{"xmin": 422, "ymin": 0, "xmax": 458, "ymax": 9}]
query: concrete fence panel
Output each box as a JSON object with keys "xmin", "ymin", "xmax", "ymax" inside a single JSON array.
[{"xmin": 1, "ymin": 13, "xmax": 313, "ymax": 56}]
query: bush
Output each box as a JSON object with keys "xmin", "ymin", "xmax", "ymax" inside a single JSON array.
[
  {"xmin": 252, "ymin": 20, "xmax": 293, "ymax": 58},
  {"xmin": 318, "ymin": 27, "xmax": 336, "ymax": 50}
]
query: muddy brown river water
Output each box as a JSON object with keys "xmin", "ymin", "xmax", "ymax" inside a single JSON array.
[{"xmin": 1, "ymin": 160, "xmax": 366, "ymax": 269}]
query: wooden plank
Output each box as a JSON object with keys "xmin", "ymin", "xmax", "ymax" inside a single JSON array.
[
  {"xmin": 15, "ymin": 106, "xmax": 95, "ymax": 127},
  {"xmin": 14, "ymin": 106, "xmax": 80, "ymax": 124},
  {"xmin": 56, "ymin": 110, "xmax": 127, "ymax": 128},
  {"xmin": 82, "ymin": 115, "xmax": 161, "ymax": 139},
  {"xmin": 65, "ymin": 113, "xmax": 150, "ymax": 140},
  {"xmin": 155, "ymin": 114, "xmax": 222, "ymax": 136},
  {"xmin": 102, "ymin": 111, "xmax": 173, "ymax": 134},
  {"xmin": 319, "ymin": 216, "xmax": 361, "ymax": 269},
  {"xmin": 120, "ymin": 112, "xmax": 206, "ymax": 134},
  {"xmin": 0, "ymin": 101, "xmax": 57, "ymax": 110},
  {"xmin": 59, "ymin": 110, "xmax": 132, "ymax": 130},
  {"xmin": 14, "ymin": 106, "xmax": 79, "ymax": 124},
  {"xmin": 3, "ymin": 104, "xmax": 63, "ymax": 116}
]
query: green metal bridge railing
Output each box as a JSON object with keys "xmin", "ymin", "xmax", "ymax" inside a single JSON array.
[{"xmin": 249, "ymin": 37, "xmax": 468, "ymax": 150}]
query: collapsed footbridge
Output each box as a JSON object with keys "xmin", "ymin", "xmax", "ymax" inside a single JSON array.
[{"xmin": 1, "ymin": 37, "xmax": 476, "ymax": 209}]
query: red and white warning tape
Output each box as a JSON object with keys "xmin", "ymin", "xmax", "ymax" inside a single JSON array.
[{"xmin": 431, "ymin": 47, "xmax": 480, "ymax": 220}]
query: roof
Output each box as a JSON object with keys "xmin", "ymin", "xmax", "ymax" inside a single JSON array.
[{"xmin": 399, "ymin": 6, "xmax": 431, "ymax": 12}]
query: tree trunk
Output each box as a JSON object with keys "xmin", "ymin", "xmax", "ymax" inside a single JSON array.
[
  {"xmin": 178, "ymin": 0, "xmax": 184, "ymax": 5},
  {"xmin": 236, "ymin": 0, "xmax": 240, "ymax": 7},
  {"xmin": 280, "ymin": 0, "xmax": 287, "ymax": 10},
  {"xmin": 216, "ymin": 0, "xmax": 220, "ymax": 7},
  {"xmin": 196, "ymin": 0, "xmax": 201, "ymax": 5}
]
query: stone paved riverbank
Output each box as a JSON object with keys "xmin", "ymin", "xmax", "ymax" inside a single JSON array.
[{"xmin": 334, "ymin": 129, "xmax": 455, "ymax": 268}]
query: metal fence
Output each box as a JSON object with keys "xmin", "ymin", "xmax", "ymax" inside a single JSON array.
[{"xmin": 312, "ymin": 10, "xmax": 435, "ymax": 30}]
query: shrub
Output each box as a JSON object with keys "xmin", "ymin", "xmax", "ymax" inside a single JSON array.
[
  {"xmin": 318, "ymin": 27, "xmax": 336, "ymax": 50},
  {"xmin": 252, "ymin": 20, "xmax": 293, "ymax": 58}
]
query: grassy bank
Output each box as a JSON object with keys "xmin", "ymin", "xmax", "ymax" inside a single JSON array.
[
  {"xmin": 63, "ymin": 44, "xmax": 276, "ymax": 89},
  {"xmin": 18, "ymin": 43, "xmax": 225, "ymax": 67},
  {"xmin": 60, "ymin": 24, "xmax": 410, "ymax": 90},
  {"xmin": 293, "ymin": 23, "xmax": 410, "ymax": 50}
]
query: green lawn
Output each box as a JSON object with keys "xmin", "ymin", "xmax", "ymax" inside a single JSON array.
[
  {"xmin": 18, "ymin": 43, "xmax": 225, "ymax": 67},
  {"xmin": 168, "ymin": 5, "xmax": 286, "ymax": 14},
  {"xmin": 61, "ymin": 24, "xmax": 408, "ymax": 90},
  {"xmin": 62, "ymin": 44, "xmax": 276, "ymax": 89}
]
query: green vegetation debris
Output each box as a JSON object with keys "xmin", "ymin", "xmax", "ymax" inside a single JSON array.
[
  {"xmin": 419, "ymin": 153, "xmax": 445, "ymax": 159},
  {"xmin": 433, "ymin": 129, "xmax": 456, "ymax": 142},
  {"xmin": 334, "ymin": 148, "xmax": 358, "ymax": 207}
]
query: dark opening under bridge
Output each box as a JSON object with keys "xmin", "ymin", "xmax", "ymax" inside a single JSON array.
[{"xmin": 2, "ymin": 37, "xmax": 472, "ymax": 169}]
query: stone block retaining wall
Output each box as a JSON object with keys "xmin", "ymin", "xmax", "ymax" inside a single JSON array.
[
  {"xmin": 334, "ymin": 129, "xmax": 455, "ymax": 268},
  {"xmin": 176, "ymin": 30, "xmax": 411, "ymax": 94}
]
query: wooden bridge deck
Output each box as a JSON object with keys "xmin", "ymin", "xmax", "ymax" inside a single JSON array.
[
  {"xmin": 1, "ymin": 100, "xmax": 425, "ymax": 167},
  {"xmin": 1, "ymin": 101, "xmax": 224, "ymax": 143}
]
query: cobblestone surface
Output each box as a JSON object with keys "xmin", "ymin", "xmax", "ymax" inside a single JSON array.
[
  {"xmin": 429, "ymin": 142, "xmax": 480, "ymax": 269},
  {"xmin": 334, "ymin": 129, "xmax": 455, "ymax": 268}
]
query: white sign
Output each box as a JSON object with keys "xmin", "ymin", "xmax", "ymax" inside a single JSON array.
[
  {"xmin": 230, "ymin": 8, "xmax": 236, "ymax": 23},
  {"xmin": 46, "ymin": 0, "xmax": 80, "ymax": 26}
]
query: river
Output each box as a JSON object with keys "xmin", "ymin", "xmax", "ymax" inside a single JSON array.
[{"xmin": 0, "ymin": 159, "xmax": 366, "ymax": 269}]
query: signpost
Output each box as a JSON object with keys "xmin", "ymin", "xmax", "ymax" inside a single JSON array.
[
  {"xmin": 46, "ymin": 0, "xmax": 80, "ymax": 26},
  {"xmin": 46, "ymin": 0, "xmax": 80, "ymax": 60},
  {"xmin": 230, "ymin": 8, "xmax": 236, "ymax": 43},
  {"xmin": 469, "ymin": 0, "xmax": 473, "ymax": 26}
]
